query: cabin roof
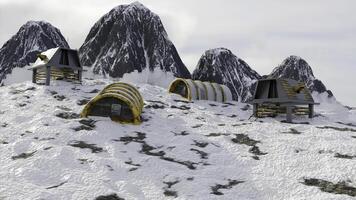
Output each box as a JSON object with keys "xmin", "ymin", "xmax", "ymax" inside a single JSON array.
[
  {"xmin": 30, "ymin": 47, "xmax": 82, "ymax": 71},
  {"xmin": 250, "ymin": 78, "xmax": 318, "ymax": 105}
]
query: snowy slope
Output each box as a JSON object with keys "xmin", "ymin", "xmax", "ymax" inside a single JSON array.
[
  {"xmin": 0, "ymin": 79, "xmax": 355, "ymax": 200},
  {"xmin": 0, "ymin": 21, "xmax": 69, "ymax": 84},
  {"xmin": 192, "ymin": 48, "xmax": 261, "ymax": 102},
  {"xmin": 79, "ymin": 2, "xmax": 190, "ymax": 79}
]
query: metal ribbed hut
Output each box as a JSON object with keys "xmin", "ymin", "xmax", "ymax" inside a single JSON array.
[{"xmin": 168, "ymin": 78, "xmax": 233, "ymax": 102}]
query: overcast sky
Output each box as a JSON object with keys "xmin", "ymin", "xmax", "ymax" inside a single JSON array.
[{"xmin": 0, "ymin": 0, "xmax": 355, "ymax": 106}]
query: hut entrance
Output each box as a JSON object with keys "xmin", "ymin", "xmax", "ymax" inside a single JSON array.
[
  {"xmin": 170, "ymin": 80, "xmax": 188, "ymax": 98},
  {"xmin": 80, "ymin": 82, "xmax": 144, "ymax": 124},
  {"xmin": 89, "ymin": 97, "xmax": 134, "ymax": 122}
]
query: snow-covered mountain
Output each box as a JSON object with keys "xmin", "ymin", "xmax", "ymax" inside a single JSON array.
[
  {"xmin": 79, "ymin": 1, "xmax": 191, "ymax": 79},
  {"xmin": 192, "ymin": 48, "xmax": 261, "ymax": 102},
  {"xmin": 0, "ymin": 79, "xmax": 355, "ymax": 199},
  {"xmin": 0, "ymin": 21, "xmax": 69, "ymax": 84},
  {"xmin": 270, "ymin": 55, "xmax": 333, "ymax": 97}
]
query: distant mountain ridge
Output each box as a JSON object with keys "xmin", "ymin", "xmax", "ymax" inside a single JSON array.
[
  {"xmin": 270, "ymin": 55, "xmax": 333, "ymax": 97},
  {"xmin": 0, "ymin": 20, "xmax": 69, "ymax": 83},
  {"xmin": 79, "ymin": 1, "xmax": 191, "ymax": 79},
  {"xmin": 192, "ymin": 48, "xmax": 261, "ymax": 101}
]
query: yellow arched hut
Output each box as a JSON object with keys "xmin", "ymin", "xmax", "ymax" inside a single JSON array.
[{"xmin": 81, "ymin": 82, "xmax": 144, "ymax": 124}]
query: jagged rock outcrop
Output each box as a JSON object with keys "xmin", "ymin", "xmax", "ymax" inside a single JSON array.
[
  {"xmin": 192, "ymin": 48, "xmax": 261, "ymax": 101},
  {"xmin": 270, "ymin": 55, "xmax": 333, "ymax": 97},
  {"xmin": 79, "ymin": 1, "xmax": 190, "ymax": 79},
  {"xmin": 0, "ymin": 21, "xmax": 69, "ymax": 83}
]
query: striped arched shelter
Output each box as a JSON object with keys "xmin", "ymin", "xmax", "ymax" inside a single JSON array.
[
  {"xmin": 168, "ymin": 78, "xmax": 233, "ymax": 102},
  {"xmin": 81, "ymin": 82, "xmax": 144, "ymax": 124}
]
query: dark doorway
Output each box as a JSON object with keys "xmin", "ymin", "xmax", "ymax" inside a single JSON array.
[
  {"xmin": 59, "ymin": 49, "xmax": 69, "ymax": 65},
  {"xmin": 89, "ymin": 97, "xmax": 134, "ymax": 122}
]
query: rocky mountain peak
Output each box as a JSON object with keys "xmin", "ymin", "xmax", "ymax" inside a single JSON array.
[
  {"xmin": 192, "ymin": 48, "xmax": 261, "ymax": 102},
  {"xmin": 270, "ymin": 55, "xmax": 333, "ymax": 97},
  {"xmin": 79, "ymin": 1, "xmax": 190, "ymax": 79}
]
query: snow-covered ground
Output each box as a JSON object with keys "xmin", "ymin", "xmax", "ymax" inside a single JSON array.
[{"xmin": 0, "ymin": 79, "xmax": 355, "ymax": 200}]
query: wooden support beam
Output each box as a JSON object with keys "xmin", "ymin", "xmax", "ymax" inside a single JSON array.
[
  {"xmin": 253, "ymin": 104, "xmax": 258, "ymax": 117},
  {"xmin": 286, "ymin": 106, "xmax": 293, "ymax": 123},
  {"xmin": 309, "ymin": 104, "xmax": 314, "ymax": 118},
  {"xmin": 32, "ymin": 69, "xmax": 37, "ymax": 84},
  {"xmin": 45, "ymin": 66, "xmax": 51, "ymax": 86}
]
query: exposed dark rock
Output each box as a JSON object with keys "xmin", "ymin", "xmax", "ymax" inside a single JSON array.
[
  {"xmin": 173, "ymin": 99, "xmax": 190, "ymax": 104},
  {"xmin": 249, "ymin": 146, "xmax": 267, "ymax": 160},
  {"xmin": 39, "ymin": 137, "xmax": 55, "ymax": 141},
  {"xmin": 206, "ymin": 133, "xmax": 230, "ymax": 137},
  {"xmin": 87, "ymin": 89, "xmax": 100, "ymax": 93},
  {"xmin": 53, "ymin": 94, "xmax": 66, "ymax": 101},
  {"xmin": 77, "ymin": 98, "xmax": 90, "ymax": 106},
  {"xmin": 231, "ymin": 134, "xmax": 259, "ymax": 146},
  {"xmin": 281, "ymin": 120, "xmax": 310, "ymax": 125},
  {"xmin": 79, "ymin": 2, "xmax": 190, "ymax": 79},
  {"xmin": 334, "ymin": 153, "xmax": 355, "ymax": 159},
  {"xmin": 170, "ymin": 105, "xmax": 190, "ymax": 110},
  {"xmin": 160, "ymin": 157, "xmax": 197, "ymax": 170},
  {"xmin": 192, "ymin": 48, "xmax": 261, "ymax": 101},
  {"xmin": 125, "ymin": 159, "xmax": 141, "ymax": 167},
  {"xmin": 46, "ymin": 181, "xmax": 67, "ymax": 189},
  {"xmin": 140, "ymin": 143, "xmax": 165, "ymax": 157},
  {"xmin": 145, "ymin": 104, "xmax": 166, "ymax": 109},
  {"xmin": 43, "ymin": 147, "xmax": 52, "ymax": 150},
  {"xmin": 55, "ymin": 112, "xmax": 80, "ymax": 119},
  {"xmin": 337, "ymin": 122, "xmax": 356, "ymax": 127},
  {"xmin": 317, "ymin": 126, "xmax": 356, "ymax": 132},
  {"xmin": 79, "ymin": 118, "xmax": 96, "ymax": 128},
  {"xmin": 192, "ymin": 124, "xmax": 203, "ymax": 128},
  {"xmin": 68, "ymin": 141, "xmax": 104, "ymax": 153},
  {"xmin": 282, "ymin": 128, "xmax": 302, "ymax": 135},
  {"xmin": 11, "ymin": 151, "xmax": 37, "ymax": 160},
  {"xmin": 1, "ymin": 122, "xmax": 8, "ymax": 127},
  {"xmin": 115, "ymin": 132, "xmax": 146, "ymax": 144},
  {"xmin": 163, "ymin": 180, "xmax": 179, "ymax": 198},
  {"xmin": 190, "ymin": 148, "xmax": 208, "ymax": 159},
  {"xmin": 231, "ymin": 123, "xmax": 251, "ymax": 127},
  {"xmin": 302, "ymin": 178, "xmax": 356, "ymax": 197},
  {"xmin": 171, "ymin": 131, "xmax": 189, "ymax": 136},
  {"xmin": 163, "ymin": 190, "xmax": 178, "ymax": 198},
  {"xmin": 232, "ymin": 134, "xmax": 267, "ymax": 159},
  {"xmin": 78, "ymin": 158, "xmax": 94, "ymax": 164},
  {"xmin": 56, "ymin": 105, "xmax": 72, "ymax": 111},
  {"xmin": 72, "ymin": 125, "xmax": 94, "ymax": 132},
  {"xmin": 9, "ymin": 87, "xmax": 37, "ymax": 94},
  {"xmin": 211, "ymin": 179, "xmax": 244, "ymax": 195},
  {"xmin": 94, "ymin": 193, "xmax": 125, "ymax": 200},
  {"xmin": 192, "ymin": 140, "xmax": 209, "ymax": 148}
]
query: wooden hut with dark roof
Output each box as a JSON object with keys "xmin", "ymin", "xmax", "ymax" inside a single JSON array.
[
  {"xmin": 250, "ymin": 78, "xmax": 318, "ymax": 122},
  {"xmin": 30, "ymin": 47, "xmax": 82, "ymax": 85}
]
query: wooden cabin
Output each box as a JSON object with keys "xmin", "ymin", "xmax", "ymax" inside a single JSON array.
[
  {"xmin": 250, "ymin": 78, "xmax": 318, "ymax": 122},
  {"xmin": 30, "ymin": 47, "xmax": 82, "ymax": 85}
]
